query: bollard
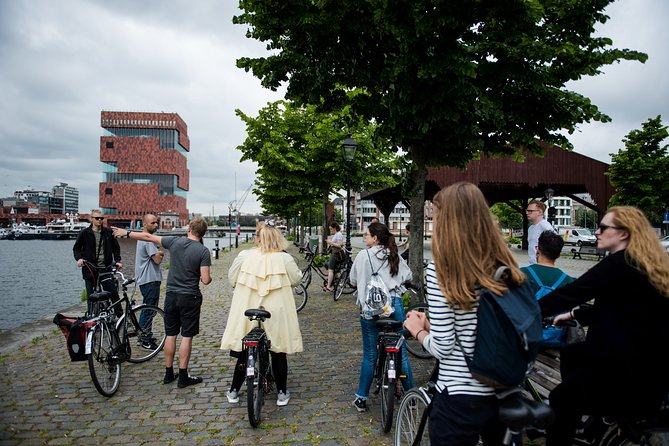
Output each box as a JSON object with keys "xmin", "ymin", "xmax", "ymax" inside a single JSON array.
[
  {"xmin": 246, "ymin": 233, "xmax": 249, "ymax": 243},
  {"xmin": 235, "ymin": 235, "xmax": 239, "ymax": 248},
  {"xmin": 213, "ymin": 239, "xmax": 220, "ymax": 259}
]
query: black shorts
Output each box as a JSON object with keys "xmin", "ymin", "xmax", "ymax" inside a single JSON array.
[{"xmin": 164, "ymin": 291, "xmax": 202, "ymax": 337}]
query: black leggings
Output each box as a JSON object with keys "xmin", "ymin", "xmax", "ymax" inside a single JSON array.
[{"xmin": 231, "ymin": 351, "xmax": 288, "ymax": 394}]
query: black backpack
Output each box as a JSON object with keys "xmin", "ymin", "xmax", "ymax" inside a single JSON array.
[{"xmin": 456, "ymin": 267, "xmax": 542, "ymax": 389}]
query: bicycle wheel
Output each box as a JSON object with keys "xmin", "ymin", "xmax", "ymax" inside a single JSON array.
[
  {"xmin": 381, "ymin": 352, "xmax": 397, "ymax": 433},
  {"xmin": 293, "ymin": 283, "xmax": 308, "ymax": 313},
  {"xmin": 246, "ymin": 346, "xmax": 264, "ymax": 428},
  {"xmin": 88, "ymin": 322, "xmax": 121, "ymax": 397},
  {"xmin": 405, "ymin": 304, "xmax": 433, "ymax": 359},
  {"xmin": 333, "ymin": 268, "xmax": 347, "ymax": 301},
  {"xmin": 121, "ymin": 304, "xmax": 166, "ymax": 363},
  {"xmin": 394, "ymin": 388, "xmax": 431, "ymax": 446}
]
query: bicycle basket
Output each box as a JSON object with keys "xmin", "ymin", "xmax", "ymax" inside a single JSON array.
[{"xmin": 53, "ymin": 313, "xmax": 95, "ymax": 362}]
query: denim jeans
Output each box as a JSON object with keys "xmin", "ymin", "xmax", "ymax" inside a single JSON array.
[
  {"xmin": 355, "ymin": 296, "xmax": 415, "ymax": 399},
  {"xmin": 138, "ymin": 281, "xmax": 160, "ymax": 340}
]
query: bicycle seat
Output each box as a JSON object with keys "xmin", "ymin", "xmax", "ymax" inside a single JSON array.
[
  {"xmin": 245, "ymin": 309, "xmax": 271, "ymax": 320},
  {"xmin": 498, "ymin": 392, "xmax": 555, "ymax": 432},
  {"xmin": 88, "ymin": 291, "xmax": 114, "ymax": 303},
  {"xmin": 375, "ymin": 319, "xmax": 404, "ymax": 330}
]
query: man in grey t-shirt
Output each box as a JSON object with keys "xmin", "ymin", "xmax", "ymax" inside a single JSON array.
[
  {"xmin": 114, "ymin": 217, "xmax": 212, "ymax": 388},
  {"xmin": 134, "ymin": 214, "xmax": 164, "ymax": 350}
]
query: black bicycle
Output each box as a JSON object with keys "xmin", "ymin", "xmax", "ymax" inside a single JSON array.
[
  {"xmin": 332, "ymin": 248, "xmax": 356, "ymax": 301},
  {"xmin": 394, "ymin": 358, "xmax": 437, "ymax": 446},
  {"xmin": 373, "ymin": 318, "xmax": 407, "ymax": 433},
  {"xmin": 85, "ymin": 265, "xmax": 166, "ymax": 397},
  {"xmin": 242, "ymin": 308, "xmax": 274, "ymax": 428},
  {"xmin": 402, "ymin": 282, "xmax": 432, "ymax": 360}
]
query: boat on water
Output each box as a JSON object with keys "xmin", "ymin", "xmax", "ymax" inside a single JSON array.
[
  {"xmin": 43, "ymin": 217, "xmax": 89, "ymax": 240},
  {"xmin": 7, "ymin": 223, "xmax": 48, "ymax": 240}
]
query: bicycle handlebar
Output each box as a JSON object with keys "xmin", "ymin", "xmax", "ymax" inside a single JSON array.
[{"xmin": 542, "ymin": 316, "xmax": 577, "ymax": 327}]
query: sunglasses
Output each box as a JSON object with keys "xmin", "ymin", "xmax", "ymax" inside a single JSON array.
[
  {"xmin": 93, "ymin": 217, "xmax": 104, "ymax": 221},
  {"xmin": 598, "ymin": 223, "xmax": 621, "ymax": 232}
]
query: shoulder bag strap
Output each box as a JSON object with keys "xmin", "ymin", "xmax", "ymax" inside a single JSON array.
[
  {"xmin": 552, "ymin": 272, "xmax": 568, "ymax": 288},
  {"xmin": 526, "ymin": 266, "xmax": 544, "ymax": 287}
]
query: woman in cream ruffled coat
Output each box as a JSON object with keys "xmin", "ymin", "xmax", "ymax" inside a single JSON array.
[{"xmin": 220, "ymin": 222, "xmax": 303, "ymax": 406}]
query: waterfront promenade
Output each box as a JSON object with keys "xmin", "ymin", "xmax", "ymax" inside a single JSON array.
[{"xmin": 0, "ymin": 239, "xmax": 595, "ymax": 445}]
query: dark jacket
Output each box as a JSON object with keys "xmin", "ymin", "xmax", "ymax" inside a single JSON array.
[
  {"xmin": 73, "ymin": 226, "xmax": 121, "ymax": 281},
  {"xmin": 540, "ymin": 250, "xmax": 669, "ymax": 389}
]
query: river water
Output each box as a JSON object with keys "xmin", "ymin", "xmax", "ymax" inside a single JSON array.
[{"xmin": 0, "ymin": 235, "xmax": 243, "ymax": 331}]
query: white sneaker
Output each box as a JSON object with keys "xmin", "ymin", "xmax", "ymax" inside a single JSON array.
[
  {"xmin": 226, "ymin": 390, "xmax": 239, "ymax": 403},
  {"xmin": 277, "ymin": 391, "xmax": 291, "ymax": 406}
]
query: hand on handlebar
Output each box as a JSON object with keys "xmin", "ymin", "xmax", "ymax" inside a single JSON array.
[{"xmin": 544, "ymin": 313, "xmax": 577, "ymax": 327}]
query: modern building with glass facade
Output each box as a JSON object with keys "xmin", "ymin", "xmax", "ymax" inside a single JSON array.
[
  {"xmin": 52, "ymin": 182, "xmax": 79, "ymax": 214},
  {"xmin": 99, "ymin": 111, "xmax": 189, "ymax": 227}
]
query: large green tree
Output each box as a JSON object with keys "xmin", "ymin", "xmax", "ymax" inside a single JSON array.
[
  {"xmin": 236, "ymin": 99, "xmax": 399, "ymax": 247},
  {"xmin": 608, "ymin": 116, "xmax": 669, "ymax": 225},
  {"xmin": 233, "ymin": 0, "xmax": 646, "ymax": 276}
]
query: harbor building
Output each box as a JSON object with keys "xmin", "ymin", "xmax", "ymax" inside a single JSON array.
[{"xmin": 99, "ymin": 111, "xmax": 190, "ymax": 228}]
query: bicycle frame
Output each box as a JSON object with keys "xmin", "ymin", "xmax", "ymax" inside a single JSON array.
[{"xmin": 242, "ymin": 309, "xmax": 273, "ymax": 428}]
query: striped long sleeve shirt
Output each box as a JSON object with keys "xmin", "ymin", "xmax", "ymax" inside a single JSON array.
[{"xmin": 422, "ymin": 262, "xmax": 495, "ymax": 396}]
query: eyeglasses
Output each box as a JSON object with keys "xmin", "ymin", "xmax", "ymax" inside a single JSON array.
[
  {"xmin": 93, "ymin": 217, "xmax": 104, "ymax": 221},
  {"xmin": 598, "ymin": 223, "xmax": 621, "ymax": 232},
  {"xmin": 525, "ymin": 209, "xmax": 541, "ymax": 213}
]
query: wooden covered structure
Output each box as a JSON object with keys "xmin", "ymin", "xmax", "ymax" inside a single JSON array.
[{"xmin": 362, "ymin": 145, "xmax": 614, "ymax": 246}]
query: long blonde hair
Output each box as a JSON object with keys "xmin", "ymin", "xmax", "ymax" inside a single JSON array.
[
  {"xmin": 256, "ymin": 222, "xmax": 287, "ymax": 253},
  {"xmin": 609, "ymin": 206, "xmax": 669, "ymax": 297},
  {"xmin": 432, "ymin": 182, "xmax": 525, "ymax": 310}
]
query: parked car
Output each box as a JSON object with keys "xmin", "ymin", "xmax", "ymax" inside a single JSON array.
[{"xmin": 557, "ymin": 227, "xmax": 597, "ymax": 246}]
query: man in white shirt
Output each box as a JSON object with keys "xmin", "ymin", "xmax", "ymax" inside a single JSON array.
[{"xmin": 526, "ymin": 199, "xmax": 554, "ymax": 265}]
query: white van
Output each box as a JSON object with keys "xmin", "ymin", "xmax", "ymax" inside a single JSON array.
[{"xmin": 557, "ymin": 227, "xmax": 597, "ymax": 246}]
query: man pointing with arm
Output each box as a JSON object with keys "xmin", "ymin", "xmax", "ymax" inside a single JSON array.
[{"xmin": 113, "ymin": 217, "xmax": 212, "ymax": 388}]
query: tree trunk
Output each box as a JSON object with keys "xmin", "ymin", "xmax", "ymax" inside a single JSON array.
[
  {"xmin": 408, "ymin": 150, "xmax": 428, "ymax": 294},
  {"xmin": 322, "ymin": 189, "xmax": 329, "ymax": 254}
]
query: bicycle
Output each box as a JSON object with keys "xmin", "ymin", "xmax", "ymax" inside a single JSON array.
[
  {"xmin": 373, "ymin": 318, "xmax": 408, "ymax": 433},
  {"xmin": 402, "ymin": 281, "xmax": 432, "ymax": 360},
  {"xmin": 520, "ymin": 320, "xmax": 669, "ymax": 445},
  {"xmin": 402, "ymin": 258, "xmax": 432, "ymax": 360},
  {"xmin": 85, "ymin": 265, "xmax": 166, "ymax": 397},
  {"xmin": 332, "ymin": 248, "xmax": 356, "ymax": 301},
  {"xmin": 394, "ymin": 358, "xmax": 437, "ymax": 446},
  {"xmin": 300, "ymin": 243, "xmax": 355, "ymax": 302},
  {"xmin": 242, "ymin": 308, "xmax": 274, "ymax": 428}
]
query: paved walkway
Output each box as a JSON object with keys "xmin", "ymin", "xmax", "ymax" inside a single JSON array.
[{"xmin": 0, "ymin": 239, "xmax": 596, "ymax": 445}]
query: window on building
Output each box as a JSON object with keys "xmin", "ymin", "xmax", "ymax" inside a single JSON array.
[
  {"xmin": 106, "ymin": 141, "xmax": 113, "ymax": 148},
  {"xmin": 105, "ymin": 188, "xmax": 112, "ymax": 195}
]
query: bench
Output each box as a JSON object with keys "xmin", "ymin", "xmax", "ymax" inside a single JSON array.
[
  {"xmin": 528, "ymin": 349, "xmax": 562, "ymax": 400},
  {"xmin": 571, "ymin": 245, "xmax": 606, "ymax": 261}
]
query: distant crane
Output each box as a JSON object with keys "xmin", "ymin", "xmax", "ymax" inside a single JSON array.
[{"xmin": 228, "ymin": 184, "xmax": 253, "ymax": 227}]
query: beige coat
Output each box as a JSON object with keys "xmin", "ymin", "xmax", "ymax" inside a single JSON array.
[{"xmin": 220, "ymin": 248, "xmax": 303, "ymax": 354}]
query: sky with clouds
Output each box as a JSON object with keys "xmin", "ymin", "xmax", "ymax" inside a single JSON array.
[{"xmin": 1, "ymin": 0, "xmax": 667, "ymax": 216}]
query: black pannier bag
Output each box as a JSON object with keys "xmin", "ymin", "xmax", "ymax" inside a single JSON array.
[{"xmin": 53, "ymin": 313, "xmax": 91, "ymax": 361}]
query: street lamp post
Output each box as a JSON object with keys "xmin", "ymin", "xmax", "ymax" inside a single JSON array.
[{"xmin": 342, "ymin": 134, "xmax": 358, "ymax": 251}]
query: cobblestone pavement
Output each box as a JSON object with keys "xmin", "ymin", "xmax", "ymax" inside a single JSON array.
[{"xmin": 0, "ymin": 239, "xmax": 596, "ymax": 445}]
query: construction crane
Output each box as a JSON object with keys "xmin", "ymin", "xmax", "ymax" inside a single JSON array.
[{"xmin": 228, "ymin": 184, "xmax": 253, "ymax": 227}]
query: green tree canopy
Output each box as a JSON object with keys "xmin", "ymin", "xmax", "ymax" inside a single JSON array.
[
  {"xmin": 236, "ymin": 99, "xmax": 400, "ymax": 239},
  {"xmin": 233, "ymin": 0, "xmax": 647, "ymax": 276},
  {"xmin": 608, "ymin": 116, "xmax": 669, "ymax": 225},
  {"xmin": 491, "ymin": 201, "xmax": 524, "ymax": 230}
]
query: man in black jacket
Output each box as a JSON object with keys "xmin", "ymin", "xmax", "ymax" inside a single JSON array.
[{"xmin": 73, "ymin": 209, "xmax": 122, "ymax": 302}]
